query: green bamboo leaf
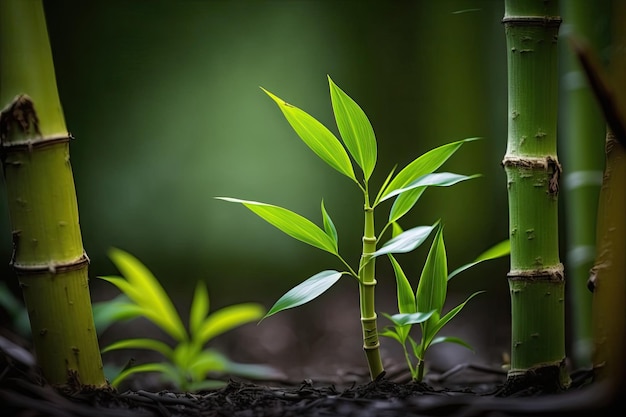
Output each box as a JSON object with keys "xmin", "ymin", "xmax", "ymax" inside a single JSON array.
[
  {"xmin": 106, "ymin": 248, "xmax": 187, "ymax": 342},
  {"xmin": 372, "ymin": 224, "xmax": 437, "ymax": 258},
  {"xmin": 416, "ymin": 226, "xmax": 447, "ymax": 317},
  {"xmin": 373, "ymin": 166, "xmax": 397, "ymax": 206},
  {"xmin": 388, "ymin": 188, "xmax": 427, "ymax": 224},
  {"xmin": 101, "ymin": 338, "xmax": 175, "ymax": 359},
  {"xmin": 321, "ymin": 200, "xmax": 338, "ymax": 250},
  {"xmin": 388, "ymin": 255, "xmax": 416, "ymax": 314},
  {"xmin": 110, "ymin": 362, "xmax": 180, "ymax": 388},
  {"xmin": 98, "ymin": 276, "xmax": 144, "ymax": 305},
  {"xmin": 264, "ymin": 270, "xmax": 344, "ymax": 319},
  {"xmin": 386, "ymin": 310, "xmax": 437, "ymax": 326},
  {"xmin": 261, "ymin": 88, "xmax": 356, "ymax": 182},
  {"xmin": 382, "ymin": 138, "xmax": 479, "ymax": 198},
  {"xmin": 391, "ymin": 221, "xmax": 404, "ymax": 238},
  {"xmin": 92, "ymin": 298, "xmax": 148, "ymax": 333},
  {"xmin": 215, "ymin": 198, "xmax": 338, "ymax": 255},
  {"xmin": 381, "ymin": 172, "xmax": 480, "ymax": 202},
  {"xmin": 448, "ymin": 240, "xmax": 510, "ymax": 280},
  {"xmin": 196, "ymin": 303, "xmax": 265, "ymax": 345},
  {"xmin": 426, "ymin": 291, "xmax": 485, "ymax": 347},
  {"xmin": 189, "ymin": 281, "xmax": 210, "ymax": 338},
  {"xmin": 328, "ymin": 76, "xmax": 377, "ymax": 180},
  {"xmin": 381, "ymin": 313, "xmax": 412, "ymax": 345},
  {"xmin": 429, "ymin": 335, "xmax": 474, "ymax": 352},
  {"xmin": 379, "ymin": 326, "xmax": 404, "ymax": 344},
  {"xmin": 408, "ymin": 336, "xmax": 423, "ymax": 361}
]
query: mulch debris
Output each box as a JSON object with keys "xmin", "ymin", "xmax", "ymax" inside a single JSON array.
[{"xmin": 0, "ymin": 337, "xmax": 612, "ymax": 417}]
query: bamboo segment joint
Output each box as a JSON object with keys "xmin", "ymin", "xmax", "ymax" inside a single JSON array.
[
  {"xmin": 508, "ymin": 263, "xmax": 564, "ymax": 282},
  {"xmin": 502, "ymin": 156, "xmax": 562, "ymax": 196},
  {"xmin": 501, "ymin": 16, "xmax": 562, "ymax": 27},
  {"xmin": 11, "ymin": 252, "xmax": 90, "ymax": 275},
  {"xmin": 0, "ymin": 95, "xmax": 73, "ymax": 155}
]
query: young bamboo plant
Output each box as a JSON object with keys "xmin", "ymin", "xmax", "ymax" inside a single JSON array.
[
  {"xmin": 217, "ymin": 76, "xmax": 479, "ymax": 380},
  {"xmin": 381, "ymin": 233, "xmax": 509, "ymax": 382},
  {"xmin": 99, "ymin": 248, "xmax": 278, "ymax": 392},
  {"xmin": 502, "ymin": 0, "xmax": 569, "ymax": 390},
  {"xmin": 0, "ymin": 0, "xmax": 106, "ymax": 387},
  {"xmin": 94, "ymin": 249, "xmax": 276, "ymax": 391}
]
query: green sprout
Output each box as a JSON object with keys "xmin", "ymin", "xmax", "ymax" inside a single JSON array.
[
  {"xmin": 381, "ymin": 231, "xmax": 510, "ymax": 381},
  {"xmin": 217, "ymin": 76, "xmax": 482, "ymax": 380},
  {"xmin": 98, "ymin": 248, "xmax": 277, "ymax": 391}
]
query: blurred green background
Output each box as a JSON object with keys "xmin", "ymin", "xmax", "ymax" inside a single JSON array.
[{"xmin": 1, "ymin": 0, "xmax": 514, "ymax": 359}]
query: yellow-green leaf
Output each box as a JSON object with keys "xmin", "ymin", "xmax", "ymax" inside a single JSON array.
[
  {"xmin": 262, "ymin": 87, "xmax": 356, "ymax": 182},
  {"xmin": 328, "ymin": 76, "xmax": 377, "ymax": 180},
  {"xmin": 190, "ymin": 281, "xmax": 210, "ymax": 338},
  {"xmin": 106, "ymin": 248, "xmax": 187, "ymax": 342},
  {"xmin": 196, "ymin": 303, "xmax": 265, "ymax": 345},
  {"xmin": 215, "ymin": 197, "xmax": 338, "ymax": 255}
]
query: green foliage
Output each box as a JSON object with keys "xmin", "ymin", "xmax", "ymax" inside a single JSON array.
[
  {"xmin": 381, "ymin": 234, "xmax": 510, "ymax": 381},
  {"xmin": 216, "ymin": 76, "xmax": 479, "ymax": 377},
  {"xmin": 99, "ymin": 248, "xmax": 277, "ymax": 392}
]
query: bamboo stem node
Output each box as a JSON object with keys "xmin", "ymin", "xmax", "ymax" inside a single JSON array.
[
  {"xmin": 502, "ymin": 16, "xmax": 562, "ymax": 27},
  {"xmin": 508, "ymin": 263, "xmax": 565, "ymax": 282}
]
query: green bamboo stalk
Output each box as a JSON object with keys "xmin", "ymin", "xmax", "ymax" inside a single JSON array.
[
  {"xmin": 0, "ymin": 0, "xmax": 106, "ymax": 387},
  {"xmin": 560, "ymin": 0, "xmax": 609, "ymax": 369},
  {"xmin": 358, "ymin": 202, "xmax": 383, "ymax": 380},
  {"xmin": 584, "ymin": 0, "xmax": 626, "ymax": 399},
  {"xmin": 502, "ymin": 0, "xmax": 570, "ymax": 391}
]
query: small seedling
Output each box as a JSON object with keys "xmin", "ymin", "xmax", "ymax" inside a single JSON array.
[
  {"xmin": 217, "ymin": 76, "xmax": 482, "ymax": 380},
  {"xmin": 381, "ymin": 232, "xmax": 509, "ymax": 381},
  {"xmin": 99, "ymin": 248, "xmax": 277, "ymax": 391}
]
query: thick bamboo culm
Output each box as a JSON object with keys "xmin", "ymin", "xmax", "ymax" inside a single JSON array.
[
  {"xmin": 0, "ymin": 0, "xmax": 106, "ymax": 387},
  {"xmin": 502, "ymin": 0, "xmax": 569, "ymax": 389}
]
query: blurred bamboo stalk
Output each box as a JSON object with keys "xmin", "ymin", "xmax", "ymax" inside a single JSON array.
[
  {"xmin": 572, "ymin": 0, "xmax": 626, "ymax": 404},
  {"xmin": 0, "ymin": 0, "xmax": 106, "ymax": 387},
  {"xmin": 502, "ymin": 0, "xmax": 569, "ymax": 391},
  {"xmin": 560, "ymin": 0, "xmax": 609, "ymax": 368}
]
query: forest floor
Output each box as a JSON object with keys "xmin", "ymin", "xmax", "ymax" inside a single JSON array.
[{"xmin": 0, "ymin": 288, "xmax": 616, "ymax": 417}]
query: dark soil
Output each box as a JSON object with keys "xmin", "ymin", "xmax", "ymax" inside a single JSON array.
[{"xmin": 0, "ymin": 336, "xmax": 610, "ymax": 417}]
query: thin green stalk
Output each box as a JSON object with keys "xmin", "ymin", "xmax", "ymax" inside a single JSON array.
[
  {"xmin": 0, "ymin": 0, "xmax": 105, "ymax": 387},
  {"xmin": 502, "ymin": 0, "xmax": 569, "ymax": 391},
  {"xmin": 358, "ymin": 197, "xmax": 384, "ymax": 380}
]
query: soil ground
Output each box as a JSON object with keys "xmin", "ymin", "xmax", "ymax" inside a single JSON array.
[
  {"xmin": 0, "ymin": 336, "xmax": 609, "ymax": 417},
  {"xmin": 0, "ymin": 288, "xmax": 615, "ymax": 416}
]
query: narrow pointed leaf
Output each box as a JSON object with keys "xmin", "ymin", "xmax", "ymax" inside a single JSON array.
[
  {"xmin": 264, "ymin": 270, "xmax": 344, "ymax": 319},
  {"xmin": 197, "ymin": 303, "xmax": 265, "ymax": 345},
  {"xmin": 262, "ymin": 88, "xmax": 356, "ymax": 181},
  {"xmin": 189, "ymin": 281, "xmax": 210, "ymax": 338},
  {"xmin": 448, "ymin": 240, "xmax": 510, "ymax": 280},
  {"xmin": 426, "ymin": 291, "xmax": 485, "ymax": 346},
  {"xmin": 104, "ymin": 248, "xmax": 187, "ymax": 342},
  {"xmin": 388, "ymin": 255, "xmax": 416, "ymax": 314},
  {"xmin": 379, "ymin": 327, "xmax": 404, "ymax": 344},
  {"xmin": 321, "ymin": 200, "xmax": 338, "ymax": 250},
  {"xmin": 110, "ymin": 363, "xmax": 180, "ymax": 388},
  {"xmin": 372, "ymin": 224, "xmax": 437, "ymax": 258},
  {"xmin": 387, "ymin": 310, "xmax": 437, "ymax": 326},
  {"xmin": 391, "ymin": 221, "xmax": 404, "ymax": 238},
  {"xmin": 381, "ymin": 172, "xmax": 480, "ymax": 202},
  {"xmin": 215, "ymin": 198, "xmax": 338, "ymax": 255},
  {"xmin": 328, "ymin": 76, "xmax": 377, "ymax": 180},
  {"xmin": 429, "ymin": 336, "xmax": 474, "ymax": 352},
  {"xmin": 416, "ymin": 226, "xmax": 447, "ymax": 316},
  {"xmin": 373, "ymin": 166, "xmax": 397, "ymax": 206},
  {"xmin": 382, "ymin": 138, "xmax": 479, "ymax": 198},
  {"xmin": 101, "ymin": 338, "xmax": 175, "ymax": 359},
  {"xmin": 388, "ymin": 187, "xmax": 427, "ymax": 223}
]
